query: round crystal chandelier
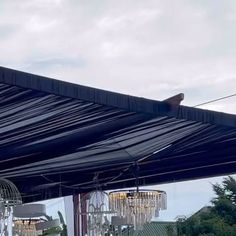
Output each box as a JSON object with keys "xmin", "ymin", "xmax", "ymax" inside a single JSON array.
[{"xmin": 109, "ymin": 189, "xmax": 167, "ymax": 230}]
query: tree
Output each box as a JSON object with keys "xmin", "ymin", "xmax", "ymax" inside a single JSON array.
[
  {"xmin": 166, "ymin": 224, "xmax": 176, "ymax": 236},
  {"xmin": 178, "ymin": 176, "xmax": 236, "ymax": 236}
]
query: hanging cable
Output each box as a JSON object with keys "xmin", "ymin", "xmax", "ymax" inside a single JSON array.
[
  {"xmin": 134, "ymin": 162, "xmax": 140, "ymax": 193},
  {"xmin": 194, "ymin": 93, "xmax": 236, "ymax": 107}
]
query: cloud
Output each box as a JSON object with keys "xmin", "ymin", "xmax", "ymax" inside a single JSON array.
[
  {"xmin": 27, "ymin": 57, "xmax": 86, "ymax": 70},
  {"xmin": 0, "ymin": 0, "xmax": 236, "ymax": 111}
]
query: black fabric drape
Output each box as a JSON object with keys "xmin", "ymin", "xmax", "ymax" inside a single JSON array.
[{"xmin": 0, "ymin": 67, "xmax": 236, "ymax": 202}]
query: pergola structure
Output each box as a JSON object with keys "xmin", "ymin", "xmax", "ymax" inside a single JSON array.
[{"xmin": 0, "ymin": 66, "xmax": 236, "ymax": 203}]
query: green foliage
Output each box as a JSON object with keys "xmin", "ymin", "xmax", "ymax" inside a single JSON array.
[
  {"xmin": 58, "ymin": 211, "xmax": 67, "ymax": 236},
  {"xmin": 43, "ymin": 226, "xmax": 62, "ymax": 235},
  {"xmin": 178, "ymin": 176, "xmax": 236, "ymax": 236},
  {"xmin": 58, "ymin": 211, "xmax": 65, "ymax": 225},
  {"xmin": 166, "ymin": 224, "xmax": 176, "ymax": 236},
  {"xmin": 41, "ymin": 211, "xmax": 67, "ymax": 236}
]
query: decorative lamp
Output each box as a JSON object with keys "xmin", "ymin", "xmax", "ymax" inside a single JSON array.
[
  {"xmin": 109, "ymin": 189, "xmax": 167, "ymax": 230},
  {"xmin": 0, "ymin": 178, "xmax": 22, "ymax": 236},
  {"xmin": 80, "ymin": 191, "xmax": 114, "ymax": 236}
]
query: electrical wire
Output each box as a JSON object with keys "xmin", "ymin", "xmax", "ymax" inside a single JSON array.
[{"xmin": 194, "ymin": 93, "xmax": 236, "ymax": 107}]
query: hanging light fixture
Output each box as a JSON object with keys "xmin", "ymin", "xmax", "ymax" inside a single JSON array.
[
  {"xmin": 0, "ymin": 178, "xmax": 22, "ymax": 236},
  {"xmin": 109, "ymin": 161, "xmax": 167, "ymax": 230},
  {"xmin": 109, "ymin": 189, "xmax": 167, "ymax": 230},
  {"xmin": 80, "ymin": 190, "xmax": 115, "ymax": 236}
]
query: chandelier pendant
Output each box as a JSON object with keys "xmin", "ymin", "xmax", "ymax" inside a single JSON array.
[{"xmin": 109, "ymin": 189, "xmax": 167, "ymax": 230}]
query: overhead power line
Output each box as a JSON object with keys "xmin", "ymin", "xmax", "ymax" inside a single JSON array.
[{"xmin": 194, "ymin": 93, "xmax": 236, "ymax": 108}]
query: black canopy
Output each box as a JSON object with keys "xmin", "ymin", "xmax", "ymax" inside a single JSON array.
[{"xmin": 0, "ymin": 66, "xmax": 236, "ymax": 202}]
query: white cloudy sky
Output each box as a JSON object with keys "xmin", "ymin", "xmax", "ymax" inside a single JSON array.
[
  {"xmin": 1, "ymin": 0, "xmax": 236, "ymax": 221},
  {"xmin": 1, "ymin": 0, "xmax": 236, "ymax": 111}
]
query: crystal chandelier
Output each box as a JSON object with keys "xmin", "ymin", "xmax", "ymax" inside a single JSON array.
[
  {"xmin": 109, "ymin": 189, "xmax": 167, "ymax": 230},
  {"xmin": 80, "ymin": 191, "xmax": 115, "ymax": 236}
]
